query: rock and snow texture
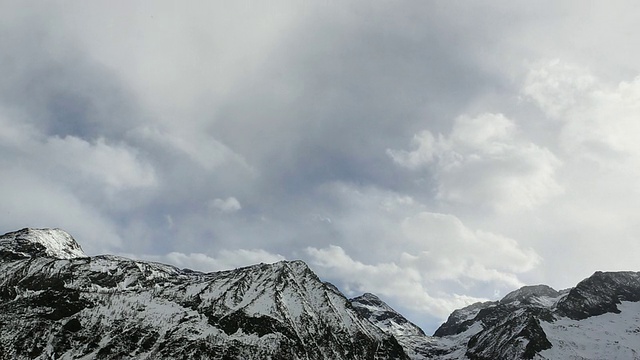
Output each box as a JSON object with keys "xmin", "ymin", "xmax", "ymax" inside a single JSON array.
[
  {"xmin": 430, "ymin": 272, "xmax": 640, "ymax": 360},
  {"xmin": 538, "ymin": 301, "xmax": 640, "ymax": 359},
  {"xmin": 557, "ymin": 271, "xmax": 640, "ymax": 320},
  {"xmin": 2, "ymin": 228, "xmax": 640, "ymax": 360},
  {"xmin": 351, "ymin": 293, "xmax": 425, "ymax": 337},
  {"xmin": 352, "ymin": 274, "xmax": 640, "ymax": 360},
  {"xmin": 351, "ymin": 293, "xmax": 445, "ymax": 360},
  {"xmin": 499, "ymin": 285, "xmax": 562, "ymax": 307},
  {"xmin": 0, "ymin": 228, "xmax": 86, "ymax": 259},
  {"xmin": 0, "ymin": 228, "xmax": 407, "ymax": 360}
]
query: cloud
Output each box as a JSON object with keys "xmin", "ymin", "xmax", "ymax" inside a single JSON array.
[
  {"xmin": 209, "ymin": 197, "xmax": 242, "ymax": 213},
  {"xmin": 401, "ymin": 212, "xmax": 540, "ymax": 279},
  {"xmin": 45, "ymin": 136, "xmax": 157, "ymax": 191},
  {"xmin": 5, "ymin": 1, "xmax": 640, "ymax": 334},
  {"xmin": 139, "ymin": 248, "xmax": 285, "ymax": 273},
  {"xmin": 306, "ymin": 244, "xmax": 487, "ymax": 319},
  {"xmin": 522, "ymin": 59, "xmax": 596, "ymax": 118},
  {"xmin": 0, "ymin": 109, "xmax": 153, "ymax": 254},
  {"xmin": 303, "ymin": 182, "xmax": 539, "ymax": 322},
  {"xmin": 514, "ymin": 60, "xmax": 640, "ymax": 281},
  {"xmin": 388, "ymin": 113, "xmax": 562, "ymax": 211},
  {"xmin": 0, "ymin": 167, "xmax": 123, "ymax": 255},
  {"xmin": 0, "ymin": 112, "xmax": 156, "ymax": 196},
  {"xmin": 525, "ymin": 60, "xmax": 640, "ymax": 168},
  {"xmin": 130, "ymin": 126, "xmax": 253, "ymax": 173}
]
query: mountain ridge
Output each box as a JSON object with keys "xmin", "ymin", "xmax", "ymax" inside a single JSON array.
[
  {"xmin": 0, "ymin": 228, "xmax": 407, "ymax": 359},
  {"xmin": 0, "ymin": 227, "xmax": 87, "ymax": 260},
  {"xmin": 2, "ymin": 227, "xmax": 640, "ymax": 359}
]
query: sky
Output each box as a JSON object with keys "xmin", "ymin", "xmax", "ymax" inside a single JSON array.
[{"xmin": 2, "ymin": 1, "xmax": 640, "ymax": 333}]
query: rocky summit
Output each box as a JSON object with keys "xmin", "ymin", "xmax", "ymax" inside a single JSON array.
[
  {"xmin": 2, "ymin": 228, "xmax": 640, "ymax": 359},
  {"xmin": 0, "ymin": 228, "xmax": 406, "ymax": 360}
]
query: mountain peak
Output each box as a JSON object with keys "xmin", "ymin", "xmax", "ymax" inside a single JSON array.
[
  {"xmin": 500, "ymin": 284, "xmax": 560, "ymax": 306},
  {"xmin": 351, "ymin": 293, "xmax": 426, "ymax": 337},
  {"xmin": 557, "ymin": 271, "xmax": 640, "ymax": 320},
  {"xmin": 0, "ymin": 229, "xmax": 408, "ymax": 359},
  {"xmin": 0, "ymin": 228, "xmax": 87, "ymax": 259}
]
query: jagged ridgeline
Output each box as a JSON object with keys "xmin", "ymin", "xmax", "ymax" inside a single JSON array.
[
  {"xmin": 2, "ymin": 228, "xmax": 640, "ymax": 360},
  {"xmin": 0, "ymin": 228, "xmax": 407, "ymax": 360}
]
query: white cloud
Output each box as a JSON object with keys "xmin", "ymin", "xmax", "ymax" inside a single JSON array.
[
  {"xmin": 0, "ymin": 114, "xmax": 154, "ymax": 254},
  {"xmin": 306, "ymin": 244, "xmax": 487, "ymax": 319},
  {"xmin": 400, "ymin": 212, "xmax": 540, "ymax": 283},
  {"xmin": 512, "ymin": 60, "xmax": 640, "ymax": 283},
  {"xmin": 131, "ymin": 126, "xmax": 253, "ymax": 172},
  {"xmin": 45, "ymin": 136, "xmax": 157, "ymax": 191},
  {"xmin": 388, "ymin": 113, "xmax": 562, "ymax": 211},
  {"xmin": 0, "ymin": 112, "xmax": 37, "ymax": 147},
  {"xmin": 209, "ymin": 197, "xmax": 242, "ymax": 213},
  {"xmin": 525, "ymin": 60, "xmax": 640, "ymax": 169},
  {"xmin": 141, "ymin": 248, "xmax": 285, "ymax": 273},
  {"xmin": 0, "ymin": 167, "xmax": 123, "ymax": 255},
  {"xmin": 522, "ymin": 59, "xmax": 596, "ymax": 118},
  {"xmin": 0, "ymin": 113, "xmax": 157, "ymax": 196},
  {"xmin": 305, "ymin": 182, "xmax": 540, "ymax": 320}
]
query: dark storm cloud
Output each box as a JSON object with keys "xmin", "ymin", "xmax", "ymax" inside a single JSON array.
[
  {"xmin": 0, "ymin": 22, "xmax": 141, "ymax": 140},
  {"xmin": 211, "ymin": 3, "xmax": 502, "ymax": 203}
]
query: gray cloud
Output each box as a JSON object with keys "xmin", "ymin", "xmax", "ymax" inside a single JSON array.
[
  {"xmin": 3, "ymin": 1, "xmax": 640, "ymax": 333},
  {"xmin": 0, "ymin": 25, "xmax": 140, "ymax": 140}
]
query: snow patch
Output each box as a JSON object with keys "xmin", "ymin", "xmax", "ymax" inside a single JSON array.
[{"xmin": 538, "ymin": 301, "xmax": 640, "ymax": 360}]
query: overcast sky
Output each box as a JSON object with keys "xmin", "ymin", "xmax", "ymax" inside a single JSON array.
[{"xmin": 2, "ymin": 1, "xmax": 640, "ymax": 333}]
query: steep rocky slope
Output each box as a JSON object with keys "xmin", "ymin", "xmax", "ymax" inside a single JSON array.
[
  {"xmin": 432, "ymin": 275, "xmax": 640, "ymax": 359},
  {"xmin": 3, "ymin": 227, "xmax": 640, "ymax": 359},
  {"xmin": 351, "ymin": 276, "xmax": 640, "ymax": 359},
  {"xmin": 0, "ymin": 228, "xmax": 407, "ymax": 360},
  {"xmin": 350, "ymin": 293, "xmax": 445, "ymax": 359}
]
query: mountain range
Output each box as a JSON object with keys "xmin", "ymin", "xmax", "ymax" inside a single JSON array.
[{"xmin": 1, "ymin": 228, "xmax": 639, "ymax": 359}]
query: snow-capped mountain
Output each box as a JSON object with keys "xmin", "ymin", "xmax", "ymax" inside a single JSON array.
[
  {"xmin": 0, "ymin": 228, "xmax": 87, "ymax": 259},
  {"xmin": 2, "ymin": 228, "xmax": 640, "ymax": 359},
  {"xmin": 435, "ymin": 273, "xmax": 640, "ymax": 359},
  {"xmin": 355, "ymin": 275, "xmax": 640, "ymax": 360},
  {"xmin": 350, "ymin": 293, "xmax": 446, "ymax": 359},
  {"xmin": 0, "ymin": 228, "xmax": 407, "ymax": 359},
  {"xmin": 351, "ymin": 293, "xmax": 425, "ymax": 337}
]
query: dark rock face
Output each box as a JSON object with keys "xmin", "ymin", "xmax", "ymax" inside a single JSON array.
[
  {"xmin": 465, "ymin": 307, "xmax": 552, "ymax": 360},
  {"xmin": 433, "ymin": 301, "xmax": 496, "ymax": 337},
  {"xmin": 557, "ymin": 271, "xmax": 640, "ymax": 320},
  {"xmin": 351, "ymin": 293, "xmax": 426, "ymax": 337},
  {"xmin": 0, "ymin": 229, "xmax": 409, "ymax": 360},
  {"xmin": 500, "ymin": 284, "xmax": 560, "ymax": 306},
  {"xmin": 4, "ymin": 228, "xmax": 640, "ymax": 360},
  {"xmin": 0, "ymin": 228, "xmax": 86, "ymax": 260},
  {"xmin": 429, "ymin": 272, "xmax": 640, "ymax": 360},
  {"xmin": 351, "ymin": 293, "xmax": 447, "ymax": 360}
]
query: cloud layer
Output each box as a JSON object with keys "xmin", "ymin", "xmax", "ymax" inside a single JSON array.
[
  {"xmin": 2, "ymin": 1, "xmax": 640, "ymax": 333},
  {"xmin": 388, "ymin": 113, "xmax": 562, "ymax": 211}
]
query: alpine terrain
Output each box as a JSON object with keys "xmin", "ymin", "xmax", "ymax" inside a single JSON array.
[
  {"xmin": 0, "ymin": 228, "xmax": 406, "ymax": 359},
  {"xmin": 355, "ymin": 275, "xmax": 640, "ymax": 359},
  {"xmin": 1, "ymin": 228, "xmax": 640, "ymax": 359}
]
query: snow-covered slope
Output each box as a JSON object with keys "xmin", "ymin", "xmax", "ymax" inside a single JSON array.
[
  {"xmin": 351, "ymin": 293, "xmax": 425, "ymax": 337},
  {"xmin": 538, "ymin": 301, "xmax": 640, "ymax": 359},
  {"xmin": 353, "ymin": 273, "xmax": 640, "ymax": 360},
  {"xmin": 351, "ymin": 293, "xmax": 447, "ymax": 359},
  {"xmin": 0, "ymin": 228, "xmax": 86, "ymax": 259},
  {"xmin": 3, "ymin": 228, "xmax": 640, "ymax": 359},
  {"xmin": 430, "ymin": 272, "xmax": 640, "ymax": 360},
  {"xmin": 500, "ymin": 285, "xmax": 562, "ymax": 307},
  {"xmin": 0, "ymin": 228, "xmax": 407, "ymax": 360}
]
